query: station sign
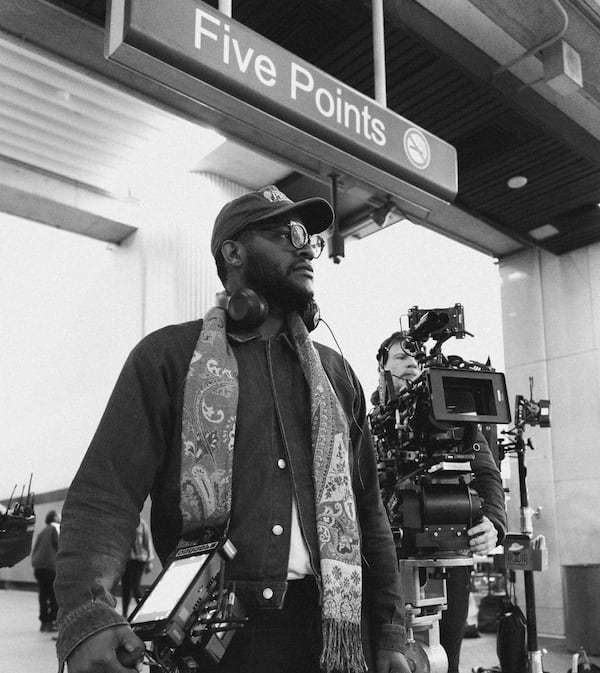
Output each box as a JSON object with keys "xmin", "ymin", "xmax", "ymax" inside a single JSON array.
[{"xmin": 106, "ymin": 0, "xmax": 457, "ymax": 201}]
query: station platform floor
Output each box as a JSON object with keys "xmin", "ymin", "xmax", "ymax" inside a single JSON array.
[{"xmin": 1, "ymin": 587, "xmax": 597, "ymax": 673}]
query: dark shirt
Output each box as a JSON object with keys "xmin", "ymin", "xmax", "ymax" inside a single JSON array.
[
  {"xmin": 55, "ymin": 320, "xmax": 405, "ymax": 668},
  {"xmin": 31, "ymin": 523, "xmax": 59, "ymax": 571}
]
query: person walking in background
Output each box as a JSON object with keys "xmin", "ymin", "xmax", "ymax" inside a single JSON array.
[
  {"xmin": 121, "ymin": 517, "xmax": 154, "ymax": 617},
  {"xmin": 31, "ymin": 509, "xmax": 61, "ymax": 632}
]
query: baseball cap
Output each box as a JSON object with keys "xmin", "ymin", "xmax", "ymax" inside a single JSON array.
[{"xmin": 211, "ymin": 185, "xmax": 334, "ymax": 258}]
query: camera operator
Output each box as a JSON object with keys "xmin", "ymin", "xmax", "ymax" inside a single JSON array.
[{"xmin": 372, "ymin": 332, "xmax": 507, "ymax": 673}]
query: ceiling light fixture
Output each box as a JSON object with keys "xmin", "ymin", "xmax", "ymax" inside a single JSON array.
[
  {"xmin": 529, "ymin": 224, "xmax": 560, "ymax": 240},
  {"xmin": 507, "ymin": 176, "xmax": 528, "ymax": 189},
  {"xmin": 543, "ymin": 40, "xmax": 583, "ymax": 96}
]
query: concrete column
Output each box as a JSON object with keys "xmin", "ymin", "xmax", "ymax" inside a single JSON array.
[{"xmin": 498, "ymin": 241, "xmax": 600, "ymax": 636}]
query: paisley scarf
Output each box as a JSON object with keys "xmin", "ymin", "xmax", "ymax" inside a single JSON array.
[{"xmin": 180, "ymin": 305, "xmax": 367, "ymax": 672}]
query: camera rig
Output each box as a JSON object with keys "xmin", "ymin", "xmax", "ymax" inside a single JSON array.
[
  {"xmin": 369, "ymin": 304, "xmax": 510, "ymax": 559},
  {"xmin": 125, "ymin": 534, "xmax": 247, "ymax": 673},
  {"xmin": 369, "ymin": 304, "xmax": 511, "ymax": 673}
]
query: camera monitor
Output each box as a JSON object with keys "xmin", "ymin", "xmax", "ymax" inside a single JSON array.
[
  {"xmin": 129, "ymin": 554, "xmax": 210, "ymax": 626},
  {"xmin": 427, "ymin": 367, "xmax": 511, "ymax": 424},
  {"xmin": 128, "ymin": 539, "xmax": 232, "ymax": 647}
]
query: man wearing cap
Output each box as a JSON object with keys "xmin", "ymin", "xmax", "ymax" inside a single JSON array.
[{"xmin": 55, "ymin": 186, "xmax": 410, "ymax": 673}]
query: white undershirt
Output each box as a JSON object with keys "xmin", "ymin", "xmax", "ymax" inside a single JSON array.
[{"xmin": 286, "ymin": 498, "xmax": 313, "ymax": 579}]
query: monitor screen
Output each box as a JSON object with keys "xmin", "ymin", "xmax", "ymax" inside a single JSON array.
[
  {"xmin": 130, "ymin": 553, "xmax": 209, "ymax": 624},
  {"xmin": 428, "ymin": 368, "xmax": 511, "ymax": 424},
  {"xmin": 441, "ymin": 376, "xmax": 496, "ymax": 416}
]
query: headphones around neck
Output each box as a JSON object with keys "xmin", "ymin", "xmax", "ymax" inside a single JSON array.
[{"xmin": 217, "ymin": 289, "xmax": 320, "ymax": 332}]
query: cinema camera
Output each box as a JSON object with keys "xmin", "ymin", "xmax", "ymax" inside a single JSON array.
[
  {"xmin": 0, "ymin": 475, "xmax": 35, "ymax": 568},
  {"xmin": 368, "ymin": 304, "xmax": 511, "ymax": 673},
  {"xmin": 370, "ymin": 304, "xmax": 511, "ymax": 557},
  {"xmin": 124, "ymin": 535, "xmax": 247, "ymax": 673}
]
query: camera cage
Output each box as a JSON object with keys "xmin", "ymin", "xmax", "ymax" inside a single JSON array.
[{"xmin": 387, "ymin": 304, "xmax": 511, "ymax": 425}]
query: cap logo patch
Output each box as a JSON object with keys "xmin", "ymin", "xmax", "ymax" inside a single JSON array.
[{"xmin": 262, "ymin": 186, "xmax": 291, "ymax": 204}]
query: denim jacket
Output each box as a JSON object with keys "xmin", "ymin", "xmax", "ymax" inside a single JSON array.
[{"xmin": 55, "ymin": 320, "xmax": 406, "ymax": 670}]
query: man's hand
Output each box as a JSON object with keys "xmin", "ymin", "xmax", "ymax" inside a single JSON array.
[
  {"xmin": 66, "ymin": 624, "xmax": 145, "ymax": 673},
  {"xmin": 468, "ymin": 515, "xmax": 498, "ymax": 554},
  {"xmin": 376, "ymin": 648, "xmax": 413, "ymax": 673}
]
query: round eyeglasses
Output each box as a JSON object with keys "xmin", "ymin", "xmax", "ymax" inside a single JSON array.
[
  {"xmin": 287, "ymin": 220, "xmax": 325, "ymax": 258},
  {"xmin": 254, "ymin": 220, "xmax": 326, "ymax": 258}
]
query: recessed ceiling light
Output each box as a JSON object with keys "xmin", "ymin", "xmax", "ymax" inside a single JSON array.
[
  {"xmin": 529, "ymin": 224, "xmax": 560, "ymax": 240},
  {"xmin": 507, "ymin": 176, "xmax": 528, "ymax": 189}
]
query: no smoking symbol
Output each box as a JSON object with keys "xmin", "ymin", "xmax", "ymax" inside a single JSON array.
[{"xmin": 403, "ymin": 128, "xmax": 431, "ymax": 170}]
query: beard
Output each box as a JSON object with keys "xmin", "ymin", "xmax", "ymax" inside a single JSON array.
[{"xmin": 243, "ymin": 245, "xmax": 313, "ymax": 315}]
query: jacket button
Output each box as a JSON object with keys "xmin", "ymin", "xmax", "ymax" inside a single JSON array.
[
  {"xmin": 277, "ymin": 459, "xmax": 286, "ymax": 469},
  {"xmin": 272, "ymin": 524, "xmax": 284, "ymax": 536},
  {"xmin": 262, "ymin": 587, "xmax": 274, "ymax": 600}
]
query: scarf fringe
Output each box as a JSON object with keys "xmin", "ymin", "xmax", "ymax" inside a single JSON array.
[{"xmin": 320, "ymin": 618, "xmax": 368, "ymax": 673}]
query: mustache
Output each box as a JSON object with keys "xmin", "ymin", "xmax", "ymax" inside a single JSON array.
[{"xmin": 289, "ymin": 261, "xmax": 313, "ymax": 273}]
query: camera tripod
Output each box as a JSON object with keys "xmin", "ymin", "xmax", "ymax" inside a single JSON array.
[{"xmin": 400, "ymin": 556, "xmax": 473, "ymax": 673}]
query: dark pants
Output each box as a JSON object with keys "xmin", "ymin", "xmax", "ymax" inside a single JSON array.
[
  {"xmin": 440, "ymin": 565, "xmax": 471, "ymax": 673},
  {"xmin": 122, "ymin": 559, "xmax": 146, "ymax": 616},
  {"xmin": 202, "ymin": 577, "xmax": 323, "ymax": 673},
  {"xmin": 34, "ymin": 568, "xmax": 57, "ymax": 625}
]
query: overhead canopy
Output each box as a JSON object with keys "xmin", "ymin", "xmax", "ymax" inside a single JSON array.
[{"xmin": 1, "ymin": 0, "xmax": 600, "ymax": 257}]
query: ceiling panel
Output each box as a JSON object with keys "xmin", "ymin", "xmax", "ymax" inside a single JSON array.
[{"xmin": 0, "ymin": 34, "xmax": 224, "ymax": 197}]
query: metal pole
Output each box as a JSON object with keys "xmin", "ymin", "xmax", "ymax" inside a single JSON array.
[
  {"xmin": 517, "ymin": 444, "xmax": 543, "ymax": 673},
  {"xmin": 372, "ymin": 0, "xmax": 387, "ymax": 106},
  {"xmin": 219, "ymin": 0, "xmax": 232, "ymax": 17},
  {"xmin": 328, "ymin": 173, "xmax": 344, "ymax": 264}
]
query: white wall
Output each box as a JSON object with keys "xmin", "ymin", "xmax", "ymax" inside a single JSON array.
[
  {"xmin": 0, "ymin": 213, "xmax": 144, "ymax": 497},
  {"xmin": 0, "ymin": 173, "xmax": 245, "ymax": 500},
  {"xmin": 499, "ymin": 242, "xmax": 600, "ymax": 636}
]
